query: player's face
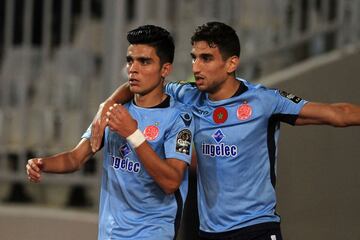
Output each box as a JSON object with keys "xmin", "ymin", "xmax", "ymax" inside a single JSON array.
[
  {"xmin": 126, "ymin": 44, "xmax": 164, "ymax": 96},
  {"xmin": 191, "ymin": 41, "xmax": 231, "ymax": 94}
]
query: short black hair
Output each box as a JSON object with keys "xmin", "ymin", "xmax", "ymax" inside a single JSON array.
[
  {"xmin": 127, "ymin": 25, "xmax": 175, "ymax": 65},
  {"xmin": 191, "ymin": 21, "xmax": 240, "ymax": 60}
]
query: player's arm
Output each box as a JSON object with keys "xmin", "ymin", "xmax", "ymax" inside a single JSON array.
[
  {"xmin": 106, "ymin": 103, "xmax": 189, "ymax": 194},
  {"xmin": 90, "ymin": 82, "xmax": 133, "ymax": 152},
  {"xmin": 295, "ymin": 102, "xmax": 360, "ymax": 126},
  {"xmin": 26, "ymin": 139, "xmax": 94, "ymax": 183},
  {"xmin": 134, "ymin": 143, "xmax": 188, "ymax": 194}
]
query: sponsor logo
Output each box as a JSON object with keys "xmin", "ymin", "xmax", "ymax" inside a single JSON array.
[
  {"xmin": 212, "ymin": 129, "xmax": 225, "ymax": 143},
  {"xmin": 176, "ymin": 129, "xmax": 192, "ymax": 155},
  {"xmin": 110, "ymin": 155, "xmax": 140, "ymax": 173},
  {"xmin": 196, "ymin": 108, "xmax": 210, "ymax": 115},
  {"xmin": 119, "ymin": 143, "xmax": 132, "ymax": 158},
  {"xmin": 202, "ymin": 130, "xmax": 238, "ymax": 157},
  {"xmin": 202, "ymin": 142, "xmax": 237, "ymax": 157},
  {"xmin": 279, "ymin": 90, "xmax": 302, "ymax": 103}
]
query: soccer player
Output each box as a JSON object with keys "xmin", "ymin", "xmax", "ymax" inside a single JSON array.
[
  {"xmin": 90, "ymin": 22, "xmax": 360, "ymax": 240},
  {"xmin": 26, "ymin": 25, "xmax": 194, "ymax": 240}
]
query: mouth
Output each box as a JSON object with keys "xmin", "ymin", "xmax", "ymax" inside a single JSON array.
[
  {"xmin": 129, "ymin": 78, "xmax": 140, "ymax": 86},
  {"xmin": 194, "ymin": 75, "xmax": 205, "ymax": 83}
]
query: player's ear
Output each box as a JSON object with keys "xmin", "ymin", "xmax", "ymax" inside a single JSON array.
[
  {"xmin": 161, "ymin": 63, "xmax": 173, "ymax": 78},
  {"xmin": 226, "ymin": 56, "xmax": 240, "ymax": 74}
]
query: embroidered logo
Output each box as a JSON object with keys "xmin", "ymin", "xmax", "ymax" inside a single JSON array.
[
  {"xmin": 143, "ymin": 125, "xmax": 159, "ymax": 141},
  {"xmin": 237, "ymin": 101, "xmax": 252, "ymax": 120},
  {"xmin": 202, "ymin": 130, "xmax": 238, "ymax": 157},
  {"xmin": 119, "ymin": 143, "xmax": 132, "ymax": 158},
  {"xmin": 180, "ymin": 113, "xmax": 192, "ymax": 127},
  {"xmin": 212, "ymin": 129, "xmax": 225, "ymax": 143},
  {"xmin": 213, "ymin": 107, "xmax": 228, "ymax": 124}
]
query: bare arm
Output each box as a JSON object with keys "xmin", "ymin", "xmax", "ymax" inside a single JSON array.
[
  {"xmin": 90, "ymin": 82, "xmax": 133, "ymax": 152},
  {"xmin": 134, "ymin": 143, "xmax": 188, "ymax": 194},
  {"xmin": 296, "ymin": 102, "xmax": 360, "ymax": 126},
  {"xmin": 26, "ymin": 139, "xmax": 94, "ymax": 182},
  {"xmin": 107, "ymin": 104, "xmax": 188, "ymax": 194}
]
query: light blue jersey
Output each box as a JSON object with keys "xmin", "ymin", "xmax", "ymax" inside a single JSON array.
[
  {"xmin": 165, "ymin": 78, "xmax": 307, "ymax": 235},
  {"xmin": 82, "ymin": 96, "xmax": 194, "ymax": 240}
]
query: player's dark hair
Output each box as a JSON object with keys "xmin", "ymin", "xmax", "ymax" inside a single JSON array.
[
  {"xmin": 191, "ymin": 21, "xmax": 240, "ymax": 60},
  {"xmin": 127, "ymin": 25, "xmax": 175, "ymax": 65}
]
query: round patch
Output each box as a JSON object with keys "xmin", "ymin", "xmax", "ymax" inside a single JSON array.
[
  {"xmin": 213, "ymin": 107, "xmax": 228, "ymax": 124},
  {"xmin": 143, "ymin": 125, "xmax": 159, "ymax": 141},
  {"xmin": 237, "ymin": 102, "xmax": 252, "ymax": 120}
]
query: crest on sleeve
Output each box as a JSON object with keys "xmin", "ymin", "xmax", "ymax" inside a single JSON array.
[
  {"xmin": 180, "ymin": 113, "xmax": 192, "ymax": 127},
  {"xmin": 279, "ymin": 90, "xmax": 302, "ymax": 104},
  {"xmin": 176, "ymin": 129, "xmax": 192, "ymax": 155}
]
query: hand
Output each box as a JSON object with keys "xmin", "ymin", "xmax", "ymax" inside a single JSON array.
[
  {"xmin": 90, "ymin": 99, "xmax": 115, "ymax": 152},
  {"xmin": 106, "ymin": 103, "xmax": 138, "ymax": 137},
  {"xmin": 26, "ymin": 158, "xmax": 44, "ymax": 183}
]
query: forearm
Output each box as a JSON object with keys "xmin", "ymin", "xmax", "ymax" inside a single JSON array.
[
  {"xmin": 43, "ymin": 139, "xmax": 93, "ymax": 173},
  {"xmin": 296, "ymin": 102, "xmax": 360, "ymax": 127},
  {"xmin": 333, "ymin": 103, "xmax": 360, "ymax": 126},
  {"xmin": 106, "ymin": 82, "xmax": 133, "ymax": 104},
  {"xmin": 42, "ymin": 152, "xmax": 81, "ymax": 173},
  {"xmin": 135, "ymin": 142, "xmax": 186, "ymax": 194}
]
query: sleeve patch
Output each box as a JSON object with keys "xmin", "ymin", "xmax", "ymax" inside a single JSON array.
[
  {"xmin": 176, "ymin": 129, "xmax": 192, "ymax": 155},
  {"xmin": 279, "ymin": 90, "xmax": 302, "ymax": 104}
]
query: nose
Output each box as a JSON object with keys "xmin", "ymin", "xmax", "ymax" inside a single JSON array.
[
  {"xmin": 192, "ymin": 58, "xmax": 200, "ymax": 74},
  {"xmin": 128, "ymin": 61, "xmax": 138, "ymax": 74}
]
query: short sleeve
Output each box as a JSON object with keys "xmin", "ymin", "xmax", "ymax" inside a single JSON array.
[{"xmin": 163, "ymin": 110, "xmax": 195, "ymax": 164}]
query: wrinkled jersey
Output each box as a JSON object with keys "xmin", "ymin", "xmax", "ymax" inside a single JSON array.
[
  {"xmin": 82, "ymin": 96, "xmax": 194, "ymax": 239},
  {"xmin": 165, "ymin": 78, "xmax": 307, "ymax": 234}
]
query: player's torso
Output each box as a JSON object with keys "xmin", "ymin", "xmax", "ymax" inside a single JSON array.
[{"xmin": 99, "ymin": 102, "xmax": 183, "ymax": 239}]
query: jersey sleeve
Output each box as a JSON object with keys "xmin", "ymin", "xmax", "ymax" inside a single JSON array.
[
  {"xmin": 165, "ymin": 82, "xmax": 199, "ymax": 105},
  {"xmin": 81, "ymin": 125, "xmax": 92, "ymax": 139},
  {"xmin": 262, "ymin": 88, "xmax": 308, "ymax": 125},
  {"xmin": 163, "ymin": 109, "xmax": 194, "ymax": 164}
]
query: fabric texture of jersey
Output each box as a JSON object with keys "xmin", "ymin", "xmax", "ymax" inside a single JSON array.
[
  {"xmin": 82, "ymin": 96, "xmax": 194, "ymax": 240},
  {"xmin": 165, "ymin": 78, "xmax": 308, "ymax": 235}
]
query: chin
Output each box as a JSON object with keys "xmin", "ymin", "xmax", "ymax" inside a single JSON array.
[{"xmin": 195, "ymin": 84, "xmax": 207, "ymax": 92}]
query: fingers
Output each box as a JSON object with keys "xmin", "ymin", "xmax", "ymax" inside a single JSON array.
[
  {"xmin": 26, "ymin": 158, "xmax": 43, "ymax": 183},
  {"xmin": 90, "ymin": 103, "xmax": 117, "ymax": 152}
]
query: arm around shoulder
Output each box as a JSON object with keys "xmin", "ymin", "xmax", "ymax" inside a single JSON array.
[{"xmin": 296, "ymin": 102, "xmax": 360, "ymax": 127}]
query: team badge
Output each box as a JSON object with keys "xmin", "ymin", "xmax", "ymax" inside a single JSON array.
[
  {"xmin": 237, "ymin": 101, "xmax": 252, "ymax": 120},
  {"xmin": 176, "ymin": 129, "xmax": 192, "ymax": 155},
  {"xmin": 279, "ymin": 90, "xmax": 302, "ymax": 103},
  {"xmin": 213, "ymin": 107, "xmax": 228, "ymax": 124},
  {"xmin": 143, "ymin": 125, "xmax": 159, "ymax": 141}
]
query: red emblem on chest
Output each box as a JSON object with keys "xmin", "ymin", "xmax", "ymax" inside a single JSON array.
[
  {"xmin": 143, "ymin": 125, "xmax": 159, "ymax": 141},
  {"xmin": 237, "ymin": 102, "xmax": 252, "ymax": 120},
  {"xmin": 213, "ymin": 107, "xmax": 228, "ymax": 124}
]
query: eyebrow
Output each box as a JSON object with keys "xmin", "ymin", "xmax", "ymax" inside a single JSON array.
[{"xmin": 126, "ymin": 55, "xmax": 153, "ymax": 61}]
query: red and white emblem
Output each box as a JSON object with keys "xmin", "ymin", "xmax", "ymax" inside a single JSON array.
[
  {"xmin": 213, "ymin": 107, "xmax": 228, "ymax": 124},
  {"xmin": 237, "ymin": 102, "xmax": 252, "ymax": 120},
  {"xmin": 143, "ymin": 125, "xmax": 159, "ymax": 141}
]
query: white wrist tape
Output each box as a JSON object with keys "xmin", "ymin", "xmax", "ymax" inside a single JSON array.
[{"xmin": 126, "ymin": 129, "xmax": 146, "ymax": 148}]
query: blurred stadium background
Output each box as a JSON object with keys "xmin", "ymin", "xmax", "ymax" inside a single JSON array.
[{"xmin": 0, "ymin": 0, "xmax": 359, "ymax": 239}]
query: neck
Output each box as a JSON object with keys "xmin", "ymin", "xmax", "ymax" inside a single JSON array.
[
  {"xmin": 208, "ymin": 76, "xmax": 240, "ymax": 101},
  {"xmin": 134, "ymin": 87, "xmax": 166, "ymax": 108}
]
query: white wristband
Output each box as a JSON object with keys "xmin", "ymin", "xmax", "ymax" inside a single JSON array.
[{"xmin": 126, "ymin": 129, "xmax": 146, "ymax": 148}]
